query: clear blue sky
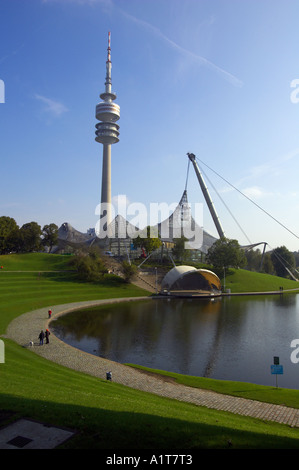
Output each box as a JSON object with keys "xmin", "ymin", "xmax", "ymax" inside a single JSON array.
[{"xmin": 1, "ymin": 0, "xmax": 299, "ymax": 252}]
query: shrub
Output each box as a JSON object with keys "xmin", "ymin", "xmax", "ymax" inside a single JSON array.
[
  {"xmin": 69, "ymin": 249, "xmax": 107, "ymax": 282},
  {"xmin": 122, "ymin": 260, "xmax": 137, "ymax": 283}
]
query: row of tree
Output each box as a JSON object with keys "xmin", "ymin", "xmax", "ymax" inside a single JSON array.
[
  {"xmin": 206, "ymin": 238, "xmax": 297, "ymax": 279},
  {"xmin": 1, "ymin": 216, "xmax": 297, "ymax": 280},
  {"xmin": 0, "ymin": 216, "xmax": 58, "ymax": 254},
  {"xmin": 132, "ymin": 226, "xmax": 298, "ymax": 279}
]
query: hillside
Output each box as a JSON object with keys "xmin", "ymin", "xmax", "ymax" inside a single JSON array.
[
  {"xmin": 0, "ymin": 253, "xmax": 71, "ymax": 272},
  {"xmin": 224, "ymin": 267, "xmax": 299, "ymax": 293},
  {"xmin": 0, "ymin": 253, "xmax": 150, "ymax": 334},
  {"xmin": 1, "ymin": 252, "xmax": 298, "ymax": 294}
]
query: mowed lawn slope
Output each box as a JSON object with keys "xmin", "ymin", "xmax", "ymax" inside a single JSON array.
[
  {"xmin": 1, "ymin": 253, "xmax": 299, "ymax": 449},
  {"xmin": 224, "ymin": 267, "xmax": 299, "ymax": 293},
  {"xmin": 0, "ymin": 253, "xmax": 148, "ymax": 333}
]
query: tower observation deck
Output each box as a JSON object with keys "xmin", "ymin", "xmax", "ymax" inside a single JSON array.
[{"xmin": 95, "ymin": 32, "xmax": 120, "ymax": 234}]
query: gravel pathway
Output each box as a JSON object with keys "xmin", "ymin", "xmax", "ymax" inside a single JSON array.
[{"xmin": 4, "ymin": 297, "xmax": 299, "ymax": 428}]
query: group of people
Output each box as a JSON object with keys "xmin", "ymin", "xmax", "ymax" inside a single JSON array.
[
  {"xmin": 38, "ymin": 328, "xmax": 50, "ymax": 345},
  {"xmin": 38, "ymin": 308, "xmax": 52, "ymax": 345}
]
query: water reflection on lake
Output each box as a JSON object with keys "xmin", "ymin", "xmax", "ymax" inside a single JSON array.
[{"xmin": 51, "ymin": 294, "xmax": 299, "ymax": 389}]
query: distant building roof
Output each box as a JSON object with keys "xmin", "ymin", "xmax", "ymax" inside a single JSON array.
[{"xmin": 56, "ymin": 188, "xmax": 218, "ymax": 254}]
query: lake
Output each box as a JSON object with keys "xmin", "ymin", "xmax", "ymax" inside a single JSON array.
[{"xmin": 51, "ymin": 294, "xmax": 299, "ymax": 389}]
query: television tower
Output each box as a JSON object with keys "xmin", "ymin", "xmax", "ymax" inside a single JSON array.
[{"xmin": 95, "ymin": 32, "xmax": 120, "ymax": 234}]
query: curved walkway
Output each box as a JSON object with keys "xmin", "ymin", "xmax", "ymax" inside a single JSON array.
[{"xmin": 4, "ymin": 297, "xmax": 299, "ymax": 428}]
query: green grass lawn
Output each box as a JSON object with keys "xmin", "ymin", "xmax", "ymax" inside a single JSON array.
[
  {"xmin": 3, "ymin": 338, "xmax": 299, "ymax": 450},
  {"xmin": 224, "ymin": 268, "xmax": 299, "ymax": 293},
  {"xmin": 1, "ymin": 253, "xmax": 299, "ymax": 449},
  {"xmin": 0, "ymin": 252, "xmax": 72, "ymax": 271},
  {"xmin": 128, "ymin": 365, "xmax": 299, "ymax": 409},
  {"xmin": 0, "ymin": 253, "xmax": 148, "ymax": 334}
]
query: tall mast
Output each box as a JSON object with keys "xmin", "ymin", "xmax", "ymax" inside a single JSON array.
[{"xmin": 187, "ymin": 153, "xmax": 225, "ymax": 239}]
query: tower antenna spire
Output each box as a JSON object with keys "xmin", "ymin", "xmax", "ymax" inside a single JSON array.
[
  {"xmin": 104, "ymin": 31, "xmax": 112, "ymax": 94},
  {"xmin": 107, "ymin": 31, "xmax": 111, "ymax": 62}
]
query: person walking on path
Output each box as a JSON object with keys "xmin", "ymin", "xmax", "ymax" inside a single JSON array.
[
  {"xmin": 48, "ymin": 309, "xmax": 52, "ymax": 319},
  {"xmin": 106, "ymin": 371, "xmax": 112, "ymax": 381},
  {"xmin": 39, "ymin": 330, "xmax": 45, "ymax": 346},
  {"xmin": 45, "ymin": 329, "xmax": 50, "ymax": 344}
]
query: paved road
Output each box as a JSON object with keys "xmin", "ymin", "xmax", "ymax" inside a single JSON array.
[{"xmin": 4, "ymin": 297, "xmax": 299, "ymax": 428}]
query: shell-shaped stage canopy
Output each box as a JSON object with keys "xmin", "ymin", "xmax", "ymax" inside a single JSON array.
[{"xmin": 161, "ymin": 265, "xmax": 221, "ymax": 293}]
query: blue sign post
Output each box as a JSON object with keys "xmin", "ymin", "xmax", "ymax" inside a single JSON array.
[{"xmin": 271, "ymin": 362, "xmax": 283, "ymax": 388}]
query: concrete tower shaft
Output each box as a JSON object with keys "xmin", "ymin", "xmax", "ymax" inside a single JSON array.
[{"xmin": 95, "ymin": 32, "xmax": 120, "ymax": 233}]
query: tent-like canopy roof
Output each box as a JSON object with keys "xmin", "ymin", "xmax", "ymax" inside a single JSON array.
[
  {"xmin": 161, "ymin": 265, "xmax": 221, "ymax": 292},
  {"xmin": 155, "ymin": 190, "xmax": 217, "ymax": 253},
  {"xmin": 161, "ymin": 266, "xmax": 197, "ymax": 290}
]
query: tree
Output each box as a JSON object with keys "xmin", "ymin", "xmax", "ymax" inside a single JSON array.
[
  {"xmin": 42, "ymin": 223, "xmax": 58, "ymax": 252},
  {"xmin": 206, "ymin": 237, "xmax": 247, "ymax": 269},
  {"xmin": 293, "ymin": 251, "xmax": 299, "ymax": 268},
  {"xmin": 19, "ymin": 222, "xmax": 42, "ymax": 252},
  {"xmin": 245, "ymin": 248, "xmax": 262, "ymax": 271},
  {"xmin": 271, "ymin": 246, "xmax": 295, "ymax": 278},
  {"xmin": 70, "ymin": 248, "xmax": 107, "ymax": 282},
  {"xmin": 132, "ymin": 226, "xmax": 162, "ymax": 255},
  {"xmin": 6, "ymin": 226, "xmax": 22, "ymax": 253},
  {"xmin": 0, "ymin": 216, "xmax": 19, "ymax": 254},
  {"xmin": 172, "ymin": 237, "xmax": 191, "ymax": 263},
  {"xmin": 261, "ymin": 253, "xmax": 275, "ymax": 275},
  {"xmin": 121, "ymin": 260, "xmax": 137, "ymax": 282}
]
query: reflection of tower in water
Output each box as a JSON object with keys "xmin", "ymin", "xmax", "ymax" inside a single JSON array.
[
  {"xmin": 202, "ymin": 300, "xmax": 224, "ymax": 378},
  {"xmin": 170, "ymin": 298, "xmax": 223, "ymax": 376}
]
